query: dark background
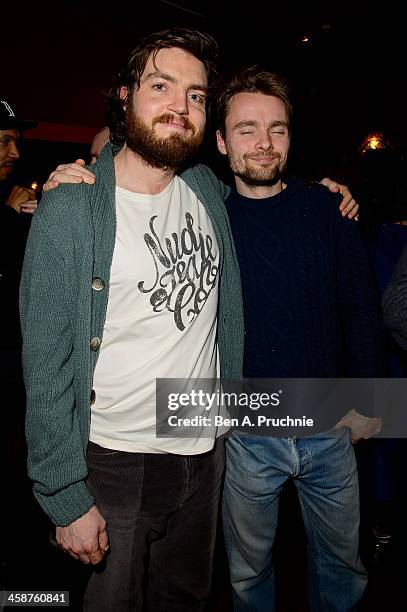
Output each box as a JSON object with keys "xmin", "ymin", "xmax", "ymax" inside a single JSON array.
[
  {"xmin": 2, "ymin": 3, "xmax": 406, "ymax": 609},
  {"xmin": 1, "ymin": 1, "xmax": 406, "ymax": 186}
]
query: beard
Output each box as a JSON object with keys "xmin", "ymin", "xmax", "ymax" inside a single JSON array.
[
  {"xmin": 232, "ymin": 153, "xmax": 286, "ymax": 187},
  {"xmin": 125, "ymin": 105, "xmax": 204, "ymax": 170}
]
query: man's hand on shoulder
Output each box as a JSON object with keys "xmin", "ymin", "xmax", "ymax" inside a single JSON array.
[
  {"xmin": 43, "ymin": 159, "xmax": 96, "ymax": 192},
  {"xmin": 319, "ymin": 178, "xmax": 359, "ymax": 220},
  {"xmin": 55, "ymin": 505, "xmax": 109, "ymax": 565}
]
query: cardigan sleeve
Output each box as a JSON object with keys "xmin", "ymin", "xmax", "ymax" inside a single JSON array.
[{"xmin": 20, "ymin": 214, "xmax": 94, "ymax": 526}]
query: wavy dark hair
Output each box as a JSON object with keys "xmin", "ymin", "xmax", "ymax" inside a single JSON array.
[
  {"xmin": 216, "ymin": 65, "xmax": 293, "ymax": 138},
  {"xmin": 107, "ymin": 27, "xmax": 219, "ymax": 145}
]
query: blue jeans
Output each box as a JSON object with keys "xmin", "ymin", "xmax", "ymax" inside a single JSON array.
[{"xmin": 223, "ymin": 429, "xmax": 367, "ymax": 612}]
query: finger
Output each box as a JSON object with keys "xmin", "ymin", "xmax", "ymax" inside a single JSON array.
[
  {"xmin": 43, "ymin": 162, "xmax": 95, "ymax": 189},
  {"xmin": 43, "ymin": 180, "xmax": 60, "ymax": 192},
  {"xmin": 98, "ymin": 528, "xmax": 109, "ymax": 552},
  {"xmin": 54, "ymin": 162, "xmax": 85, "ymax": 172},
  {"xmin": 55, "ymin": 529, "xmax": 62, "ymax": 546},
  {"xmin": 21, "ymin": 199, "xmax": 37, "ymax": 210},
  {"xmin": 60, "ymin": 161, "xmax": 95, "ymax": 178},
  {"xmin": 87, "ymin": 549, "xmax": 105, "ymax": 565},
  {"xmin": 67, "ymin": 549, "xmax": 80, "ymax": 560},
  {"xmin": 53, "ymin": 170, "xmax": 96, "ymax": 184},
  {"xmin": 50, "ymin": 162, "xmax": 95, "ymax": 181},
  {"xmin": 339, "ymin": 194, "xmax": 352, "ymax": 212},
  {"xmin": 16, "ymin": 188, "xmax": 36, "ymax": 200},
  {"xmin": 58, "ymin": 544, "xmax": 79, "ymax": 559},
  {"xmin": 71, "ymin": 544, "xmax": 95, "ymax": 564},
  {"xmin": 51, "ymin": 173, "xmax": 86, "ymax": 184},
  {"xmin": 77, "ymin": 552, "xmax": 92, "ymax": 564},
  {"xmin": 320, "ymin": 178, "xmax": 340, "ymax": 192},
  {"xmin": 341, "ymin": 198, "xmax": 357, "ymax": 217},
  {"xmin": 344, "ymin": 200, "xmax": 359, "ymax": 219},
  {"xmin": 74, "ymin": 158, "xmax": 87, "ymax": 166}
]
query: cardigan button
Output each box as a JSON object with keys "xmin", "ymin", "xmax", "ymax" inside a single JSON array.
[
  {"xmin": 90, "ymin": 389, "xmax": 96, "ymax": 405},
  {"xmin": 90, "ymin": 337, "xmax": 101, "ymax": 351},
  {"xmin": 92, "ymin": 277, "xmax": 104, "ymax": 291}
]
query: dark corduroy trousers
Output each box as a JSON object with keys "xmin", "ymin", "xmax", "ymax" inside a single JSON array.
[{"xmin": 83, "ymin": 440, "xmax": 224, "ymax": 612}]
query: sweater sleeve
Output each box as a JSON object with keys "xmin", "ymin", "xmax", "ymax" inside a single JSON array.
[
  {"xmin": 20, "ymin": 216, "xmax": 94, "ymax": 526},
  {"xmin": 335, "ymin": 213, "xmax": 388, "ymax": 378},
  {"xmin": 382, "ymin": 242, "xmax": 407, "ymax": 350}
]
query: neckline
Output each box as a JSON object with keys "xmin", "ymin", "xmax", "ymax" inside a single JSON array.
[{"xmin": 115, "ymin": 176, "xmax": 175, "ymax": 201}]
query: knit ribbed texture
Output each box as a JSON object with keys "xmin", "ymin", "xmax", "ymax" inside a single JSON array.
[
  {"xmin": 226, "ymin": 178, "xmax": 387, "ymax": 379},
  {"xmin": 20, "ymin": 144, "xmax": 244, "ymax": 526},
  {"xmin": 383, "ymin": 241, "xmax": 407, "ymax": 350}
]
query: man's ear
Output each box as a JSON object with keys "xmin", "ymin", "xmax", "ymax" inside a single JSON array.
[
  {"xmin": 119, "ymin": 86, "xmax": 129, "ymax": 111},
  {"xmin": 216, "ymin": 130, "xmax": 228, "ymax": 156}
]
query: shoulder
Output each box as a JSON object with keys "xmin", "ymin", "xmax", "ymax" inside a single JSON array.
[
  {"xmin": 35, "ymin": 143, "xmax": 114, "ymax": 230},
  {"xmin": 291, "ymin": 177, "xmax": 341, "ymax": 205},
  {"xmin": 34, "ymin": 182, "xmax": 94, "ymax": 228},
  {"xmin": 182, "ymin": 162, "xmax": 217, "ymax": 181},
  {"xmin": 288, "ymin": 177, "xmax": 344, "ymax": 223},
  {"xmin": 28, "ymin": 181, "xmax": 98, "ymax": 256},
  {"xmin": 181, "ymin": 163, "xmax": 230, "ymax": 199}
]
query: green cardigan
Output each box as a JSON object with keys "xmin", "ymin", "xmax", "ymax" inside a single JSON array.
[{"xmin": 20, "ymin": 144, "xmax": 244, "ymax": 526}]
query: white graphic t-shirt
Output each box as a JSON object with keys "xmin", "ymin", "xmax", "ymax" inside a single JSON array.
[{"xmin": 90, "ymin": 176, "xmax": 221, "ymax": 454}]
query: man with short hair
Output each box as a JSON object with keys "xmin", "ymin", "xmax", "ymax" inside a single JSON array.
[
  {"xmin": 37, "ymin": 35, "xmax": 361, "ymax": 608},
  {"xmin": 20, "ymin": 28, "xmax": 243, "ymax": 611},
  {"xmin": 215, "ymin": 66, "xmax": 385, "ymax": 611}
]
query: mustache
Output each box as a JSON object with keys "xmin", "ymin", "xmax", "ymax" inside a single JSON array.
[
  {"xmin": 152, "ymin": 113, "xmax": 195, "ymax": 132},
  {"xmin": 245, "ymin": 152, "xmax": 281, "ymax": 161}
]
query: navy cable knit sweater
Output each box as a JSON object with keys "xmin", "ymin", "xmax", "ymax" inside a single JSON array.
[{"xmin": 226, "ymin": 178, "xmax": 387, "ymax": 379}]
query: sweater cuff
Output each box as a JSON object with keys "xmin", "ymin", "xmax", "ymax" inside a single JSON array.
[{"xmin": 34, "ymin": 480, "xmax": 95, "ymax": 527}]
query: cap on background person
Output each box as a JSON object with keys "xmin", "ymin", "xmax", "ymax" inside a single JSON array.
[{"xmin": 0, "ymin": 100, "xmax": 37, "ymax": 131}]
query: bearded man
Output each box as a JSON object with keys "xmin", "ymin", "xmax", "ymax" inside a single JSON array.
[{"xmin": 19, "ymin": 28, "xmax": 244, "ymax": 612}]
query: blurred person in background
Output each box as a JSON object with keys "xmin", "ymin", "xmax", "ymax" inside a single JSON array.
[
  {"xmin": 0, "ymin": 99, "xmax": 37, "ymax": 589},
  {"xmin": 90, "ymin": 126, "xmax": 110, "ymax": 163},
  {"xmin": 357, "ymin": 148, "xmax": 407, "ymax": 565}
]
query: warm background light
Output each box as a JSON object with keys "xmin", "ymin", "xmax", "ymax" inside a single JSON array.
[{"xmin": 360, "ymin": 131, "xmax": 388, "ymax": 154}]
